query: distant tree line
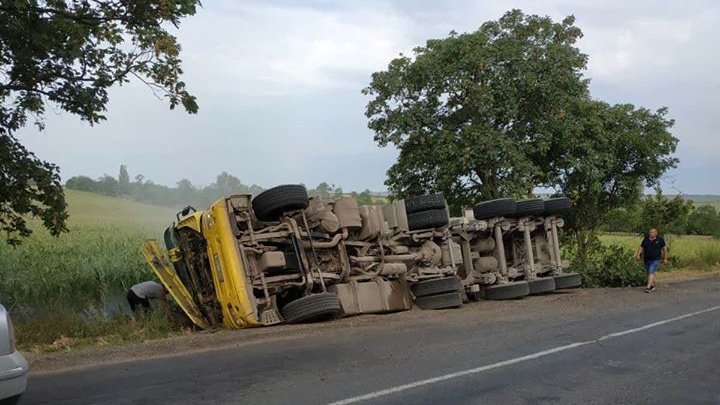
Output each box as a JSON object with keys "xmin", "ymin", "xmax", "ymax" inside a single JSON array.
[
  {"xmin": 65, "ymin": 165, "xmax": 378, "ymax": 209},
  {"xmin": 602, "ymin": 189, "xmax": 720, "ymax": 238}
]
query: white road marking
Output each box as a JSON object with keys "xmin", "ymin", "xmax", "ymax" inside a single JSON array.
[{"xmin": 328, "ymin": 305, "xmax": 720, "ymax": 405}]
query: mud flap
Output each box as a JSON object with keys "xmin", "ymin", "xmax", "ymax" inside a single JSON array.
[
  {"xmin": 328, "ymin": 279, "xmax": 412, "ymax": 316},
  {"xmin": 141, "ymin": 240, "xmax": 211, "ymax": 329}
]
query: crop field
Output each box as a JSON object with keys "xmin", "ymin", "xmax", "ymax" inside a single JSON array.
[
  {"xmin": 0, "ymin": 190, "xmax": 180, "ymax": 351},
  {"xmin": 599, "ymin": 233, "xmax": 720, "ymax": 270}
]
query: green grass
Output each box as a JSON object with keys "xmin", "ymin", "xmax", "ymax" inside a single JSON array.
[
  {"xmin": 696, "ymin": 201, "xmax": 720, "ymax": 211},
  {"xmin": 0, "ymin": 190, "xmax": 180, "ymax": 351},
  {"xmin": 599, "ymin": 233, "xmax": 720, "ymax": 271}
]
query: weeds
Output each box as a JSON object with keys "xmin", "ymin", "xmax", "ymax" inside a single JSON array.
[
  {"xmin": 599, "ymin": 234, "xmax": 720, "ymax": 271},
  {"xmin": 14, "ymin": 308, "xmax": 182, "ymax": 353}
]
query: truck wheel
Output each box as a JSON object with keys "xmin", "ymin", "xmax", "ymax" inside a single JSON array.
[
  {"xmin": 415, "ymin": 292, "xmax": 463, "ymax": 310},
  {"xmin": 482, "ymin": 281, "xmax": 530, "ymax": 300},
  {"xmin": 0, "ymin": 395, "xmax": 22, "ymax": 405},
  {"xmin": 411, "ymin": 276, "xmax": 461, "ymax": 298},
  {"xmin": 544, "ymin": 197, "xmax": 572, "ymax": 215},
  {"xmin": 404, "ymin": 194, "xmax": 446, "ymax": 214},
  {"xmin": 511, "ymin": 198, "xmax": 545, "ymax": 217},
  {"xmin": 407, "ymin": 209, "xmax": 449, "ymax": 230},
  {"xmin": 280, "ymin": 292, "xmax": 344, "ymax": 324},
  {"xmin": 252, "ymin": 184, "xmax": 309, "ymax": 221},
  {"xmin": 527, "ymin": 277, "xmax": 556, "ymax": 295},
  {"xmin": 473, "ymin": 198, "xmax": 517, "ymax": 220},
  {"xmin": 553, "ymin": 273, "xmax": 582, "ymax": 289}
]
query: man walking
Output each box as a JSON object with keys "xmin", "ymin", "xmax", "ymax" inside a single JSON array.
[{"xmin": 635, "ymin": 228, "xmax": 668, "ymax": 293}]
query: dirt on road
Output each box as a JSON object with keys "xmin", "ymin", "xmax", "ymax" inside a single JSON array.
[{"xmin": 27, "ymin": 272, "xmax": 720, "ymax": 375}]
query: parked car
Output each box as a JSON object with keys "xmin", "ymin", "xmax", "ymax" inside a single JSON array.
[{"xmin": 0, "ymin": 305, "xmax": 27, "ymax": 405}]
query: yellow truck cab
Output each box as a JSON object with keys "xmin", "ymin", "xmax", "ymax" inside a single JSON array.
[{"xmin": 143, "ymin": 187, "xmax": 347, "ymax": 330}]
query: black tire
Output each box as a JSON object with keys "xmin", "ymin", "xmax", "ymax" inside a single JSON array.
[
  {"xmin": 411, "ymin": 276, "xmax": 461, "ymax": 298},
  {"xmin": 473, "ymin": 198, "xmax": 517, "ymax": 220},
  {"xmin": 544, "ymin": 197, "xmax": 572, "ymax": 215},
  {"xmin": 281, "ymin": 292, "xmax": 344, "ymax": 324},
  {"xmin": 527, "ymin": 277, "xmax": 556, "ymax": 295},
  {"xmin": 414, "ymin": 292, "xmax": 463, "ymax": 310},
  {"xmin": 405, "ymin": 194, "xmax": 446, "ymax": 214},
  {"xmin": 511, "ymin": 198, "xmax": 545, "ymax": 217},
  {"xmin": 482, "ymin": 281, "xmax": 530, "ymax": 300},
  {"xmin": 407, "ymin": 209, "xmax": 449, "ymax": 230},
  {"xmin": 553, "ymin": 273, "xmax": 582, "ymax": 289},
  {"xmin": 0, "ymin": 395, "xmax": 22, "ymax": 405},
  {"xmin": 252, "ymin": 184, "xmax": 309, "ymax": 221}
]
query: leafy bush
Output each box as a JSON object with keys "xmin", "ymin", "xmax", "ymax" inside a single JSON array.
[{"xmin": 566, "ymin": 235, "xmax": 646, "ymax": 288}]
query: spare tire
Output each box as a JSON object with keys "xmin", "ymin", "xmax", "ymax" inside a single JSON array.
[
  {"xmin": 411, "ymin": 276, "xmax": 461, "ymax": 298},
  {"xmin": 405, "ymin": 194, "xmax": 446, "ymax": 214},
  {"xmin": 252, "ymin": 184, "xmax": 309, "ymax": 221},
  {"xmin": 473, "ymin": 198, "xmax": 517, "ymax": 220},
  {"xmin": 511, "ymin": 198, "xmax": 545, "ymax": 217},
  {"xmin": 407, "ymin": 209, "xmax": 449, "ymax": 230},
  {"xmin": 544, "ymin": 197, "xmax": 572, "ymax": 215},
  {"xmin": 482, "ymin": 281, "xmax": 529, "ymax": 300},
  {"xmin": 414, "ymin": 292, "xmax": 463, "ymax": 310},
  {"xmin": 280, "ymin": 292, "xmax": 344, "ymax": 324}
]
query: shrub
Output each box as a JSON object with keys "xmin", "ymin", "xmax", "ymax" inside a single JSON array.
[{"xmin": 566, "ymin": 234, "xmax": 646, "ymax": 287}]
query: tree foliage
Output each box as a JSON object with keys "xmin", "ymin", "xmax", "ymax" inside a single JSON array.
[
  {"xmin": 0, "ymin": 134, "xmax": 66, "ymax": 245},
  {"xmin": 634, "ymin": 189, "xmax": 692, "ymax": 235},
  {"xmin": 365, "ymin": 9, "xmax": 678, "ymax": 233},
  {"xmin": 687, "ymin": 205, "xmax": 720, "ymax": 238},
  {"xmin": 559, "ymin": 102, "xmax": 678, "ymax": 237},
  {"xmin": 364, "ymin": 10, "xmax": 588, "ymax": 209},
  {"xmin": 1, "ymin": 0, "xmax": 200, "ymax": 244},
  {"xmin": 118, "ymin": 164, "xmax": 130, "ymax": 194},
  {"xmin": 65, "ymin": 168, "xmax": 369, "ymax": 211}
]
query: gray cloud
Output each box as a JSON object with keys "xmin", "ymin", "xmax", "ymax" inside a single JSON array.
[{"xmin": 16, "ymin": 0, "xmax": 720, "ymax": 193}]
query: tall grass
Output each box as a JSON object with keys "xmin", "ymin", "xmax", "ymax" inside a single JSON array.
[
  {"xmin": 599, "ymin": 234, "xmax": 720, "ymax": 270},
  {"xmin": 0, "ymin": 190, "xmax": 180, "ymax": 350},
  {"xmin": 14, "ymin": 308, "xmax": 180, "ymax": 353}
]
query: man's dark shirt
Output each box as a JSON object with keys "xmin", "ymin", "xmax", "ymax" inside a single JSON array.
[{"xmin": 641, "ymin": 236, "xmax": 666, "ymax": 261}]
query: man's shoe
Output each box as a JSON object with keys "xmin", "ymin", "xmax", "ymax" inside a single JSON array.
[{"xmin": 645, "ymin": 285, "xmax": 656, "ymax": 293}]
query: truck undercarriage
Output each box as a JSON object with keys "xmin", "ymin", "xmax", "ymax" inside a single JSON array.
[{"xmin": 142, "ymin": 186, "xmax": 581, "ymax": 330}]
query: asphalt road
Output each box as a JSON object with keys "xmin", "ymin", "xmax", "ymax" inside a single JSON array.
[{"xmin": 22, "ymin": 277, "xmax": 720, "ymax": 405}]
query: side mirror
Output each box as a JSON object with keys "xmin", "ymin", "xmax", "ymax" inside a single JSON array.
[{"xmin": 177, "ymin": 206, "xmax": 196, "ymax": 221}]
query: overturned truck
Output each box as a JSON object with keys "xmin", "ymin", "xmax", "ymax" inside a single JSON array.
[{"xmin": 142, "ymin": 185, "xmax": 580, "ymax": 330}]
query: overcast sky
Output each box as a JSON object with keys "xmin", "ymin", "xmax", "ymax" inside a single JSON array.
[{"xmin": 16, "ymin": 0, "xmax": 720, "ymax": 194}]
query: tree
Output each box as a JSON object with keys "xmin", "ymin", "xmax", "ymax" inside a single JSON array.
[
  {"xmin": 0, "ymin": 135, "xmax": 67, "ymax": 245},
  {"xmin": 312, "ymin": 182, "xmax": 343, "ymax": 198},
  {"xmin": 558, "ymin": 101, "xmax": 677, "ymax": 260},
  {"xmin": 634, "ymin": 190, "xmax": 692, "ymax": 235},
  {"xmin": 1, "ymin": 0, "xmax": 200, "ymax": 244},
  {"xmin": 351, "ymin": 189, "xmax": 374, "ymax": 206},
  {"xmin": 65, "ymin": 175, "xmax": 98, "ymax": 192},
  {"xmin": 118, "ymin": 165, "xmax": 130, "ymax": 194},
  {"xmin": 212, "ymin": 172, "xmax": 243, "ymax": 195},
  {"xmin": 96, "ymin": 174, "xmax": 120, "ymax": 196},
  {"xmin": 364, "ymin": 10, "xmax": 588, "ymax": 210},
  {"xmin": 687, "ymin": 205, "xmax": 720, "ymax": 237}
]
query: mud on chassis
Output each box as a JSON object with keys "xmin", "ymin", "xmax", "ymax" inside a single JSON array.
[
  {"xmin": 142, "ymin": 190, "xmax": 348, "ymax": 329},
  {"xmin": 449, "ymin": 197, "xmax": 581, "ymax": 300},
  {"xmin": 303, "ymin": 192, "xmax": 464, "ymax": 313},
  {"xmin": 142, "ymin": 186, "xmax": 464, "ymax": 330},
  {"xmin": 509, "ymin": 204, "xmax": 582, "ymax": 292}
]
